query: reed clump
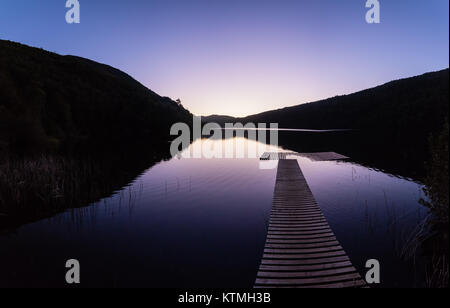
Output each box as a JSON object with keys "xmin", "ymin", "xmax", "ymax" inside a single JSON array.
[
  {"xmin": 419, "ymin": 121, "xmax": 449, "ymax": 288},
  {"xmin": 0, "ymin": 155, "xmax": 106, "ymax": 226}
]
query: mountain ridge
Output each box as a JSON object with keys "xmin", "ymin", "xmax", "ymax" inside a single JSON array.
[
  {"xmin": 0, "ymin": 39, "xmax": 192, "ymax": 156},
  {"xmin": 203, "ymin": 69, "xmax": 449, "ymax": 136}
]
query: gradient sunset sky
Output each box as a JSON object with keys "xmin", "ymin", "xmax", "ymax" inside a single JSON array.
[{"xmin": 1, "ymin": 0, "xmax": 449, "ymax": 116}]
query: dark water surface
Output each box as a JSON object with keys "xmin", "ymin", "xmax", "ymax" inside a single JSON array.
[{"xmin": 0, "ymin": 136, "xmax": 428, "ymax": 287}]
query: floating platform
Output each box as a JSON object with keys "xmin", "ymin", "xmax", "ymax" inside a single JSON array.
[
  {"xmin": 254, "ymin": 159, "xmax": 365, "ymax": 288},
  {"xmin": 260, "ymin": 152, "xmax": 349, "ymax": 161}
]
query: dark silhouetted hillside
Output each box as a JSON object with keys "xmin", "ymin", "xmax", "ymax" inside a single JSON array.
[
  {"xmin": 202, "ymin": 114, "xmax": 237, "ymax": 126},
  {"xmin": 210, "ymin": 69, "xmax": 448, "ymax": 140},
  {"xmin": 0, "ymin": 40, "xmax": 194, "ymax": 226},
  {"xmin": 0, "ymin": 40, "xmax": 192, "ymax": 156}
]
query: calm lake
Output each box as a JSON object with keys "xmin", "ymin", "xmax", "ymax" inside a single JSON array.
[{"xmin": 0, "ymin": 134, "xmax": 429, "ymax": 287}]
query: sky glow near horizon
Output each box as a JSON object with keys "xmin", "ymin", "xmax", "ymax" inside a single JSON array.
[{"xmin": 0, "ymin": 0, "xmax": 449, "ymax": 116}]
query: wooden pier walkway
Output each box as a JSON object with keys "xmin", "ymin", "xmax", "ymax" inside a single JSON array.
[
  {"xmin": 260, "ymin": 152, "xmax": 349, "ymax": 161},
  {"xmin": 255, "ymin": 159, "xmax": 366, "ymax": 288}
]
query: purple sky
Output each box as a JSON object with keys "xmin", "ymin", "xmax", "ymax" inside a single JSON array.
[{"xmin": 1, "ymin": 0, "xmax": 448, "ymax": 116}]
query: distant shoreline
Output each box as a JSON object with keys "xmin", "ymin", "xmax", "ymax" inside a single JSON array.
[{"xmin": 218, "ymin": 128, "xmax": 353, "ymax": 133}]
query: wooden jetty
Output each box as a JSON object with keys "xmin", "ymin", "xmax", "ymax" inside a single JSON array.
[
  {"xmin": 255, "ymin": 159, "xmax": 365, "ymax": 288},
  {"xmin": 260, "ymin": 152, "xmax": 349, "ymax": 161}
]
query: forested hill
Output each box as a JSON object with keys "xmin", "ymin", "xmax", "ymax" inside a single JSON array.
[
  {"xmin": 209, "ymin": 69, "xmax": 449, "ymax": 138},
  {"xmin": 0, "ymin": 40, "xmax": 192, "ymax": 156}
]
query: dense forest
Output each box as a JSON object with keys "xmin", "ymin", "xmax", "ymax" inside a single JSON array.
[{"xmin": 0, "ymin": 40, "xmax": 192, "ymax": 157}]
